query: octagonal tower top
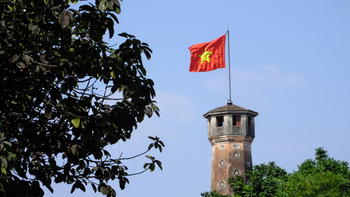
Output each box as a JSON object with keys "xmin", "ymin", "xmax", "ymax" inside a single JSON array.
[{"xmin": 204, "ymin": 103, "xmax": 258, "ymax": 144}]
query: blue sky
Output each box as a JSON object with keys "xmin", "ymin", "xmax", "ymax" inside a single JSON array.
[{"xmin": 47, "ymin": 0, "xmax": 350, "ymax": 196}]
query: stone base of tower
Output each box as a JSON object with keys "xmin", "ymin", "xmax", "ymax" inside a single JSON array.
[{"xmin": 210, "ymin": 136, "xmax": 253, "ymax": 196}]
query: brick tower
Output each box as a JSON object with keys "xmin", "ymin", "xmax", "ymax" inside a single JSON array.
[{"xmin": 203, "ymin": 102, "xmax": 258, "ymax": 195}]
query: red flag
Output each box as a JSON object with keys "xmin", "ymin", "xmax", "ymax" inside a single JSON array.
[{"xmin": 188, "ymin": 35, "xmax": 226, "ymax": 72}]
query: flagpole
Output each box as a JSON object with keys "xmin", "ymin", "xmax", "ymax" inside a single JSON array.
[{"xmin": 226, "ymin": 29, "xmax": 232, "ymax": 105}]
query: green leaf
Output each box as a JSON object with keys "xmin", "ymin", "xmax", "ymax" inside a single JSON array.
[
  {"xmin": 0, "ymin": 157, "xmax": 8, "ymax": 168},
  {"xmin": 143, "ymin": 163, "xmax": 150, "ymax": 169},
  {"xmin": 144, "ymin": 49, "xmax": 151, "ymax": 60},
  {"xmin": 71, "ymin": 144, "xmax": 79, "ymax": 155},
  {"xmin": 28, "ymin": 23, "xmax": 38, "ymax": 31},
  {"xmin": 99, "ymin": 185, "xmax": 109, "ymax": 195},
  {"xmin": 110, "ymin": 71, "xmax": 115, "ymax": 78},
  {"xmin": 2, "ymin": 141, "xmax": 11, "ymax": 147},
  {"xmin": 148, "ymin": 136, "xmax": 156, "ymax": 140},
  {"xmin": 155, "ymin": 160, "xmax": 163, "ymax": 170},
  {"xmin": 97, "ymin": 0, "xmax": 107, "ymax": 11},
  {"xmin": 58, "ymin": 10, "xmax": 71, "ymax": 28},
  {"xmin": 107, "ymin": 18, "xmax": 114, "ymax": 38},
  {"xmin": 144, "ymin": 107, "xmax": 152, "ymax": 117},
  {"xmin": 109, "ymin": 13, "xmax": 119, "ymax": 23},
  {"xmin": 79, "ymin": 4, "xmax": 94, "ymax": 11},
  {"xmin": 147, "ymin": 143, "xmax": 154, "ymax": 150},
  {"xmin": 149, "ymin": 163, "xmax": 155, "ymax": 172},
  {"xmin": 70, "ymin": 183, "xmax": 77, "ymax": 193},
  {"xmin": 1, "ymin": 167, "xmax": 6, "ymax": 175},
  {"xmin": 118, "ymin": 32, "xmax": 135, "ymax": 38},
  {"xmin": 145, "ymin": 155, "xmax": 154, "ymax": 160},
  {"xmin": 91, "ymin": 183, "xmax": 97, "ymax": 193},
  {"xmin": 71, "ymin": 118, "xmax": 81, "ymax": 128}
]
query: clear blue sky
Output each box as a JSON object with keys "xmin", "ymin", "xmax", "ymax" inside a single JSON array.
[{"xmin": 47, "ymin": 0, "xmax": 350, "ymax": 196}]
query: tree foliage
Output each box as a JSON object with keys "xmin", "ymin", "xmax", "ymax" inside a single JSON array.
[
  {"xmin": 0, "ymin": 0, "xmax": 163, "ymax": 196},
  {"xmin": 277, "ymin": 148, "xmax": 350, "ymax": 197},
  {"xmin": 229, "ymin": 162, "xmax": 287, "ymax": 197},
  {"xmin": 202, "ymin": 148, "xmax": 350, "ymax": 197},
  {"xmin": 201, "ymin": 191, "xmax": 227, "ymax": 197}
]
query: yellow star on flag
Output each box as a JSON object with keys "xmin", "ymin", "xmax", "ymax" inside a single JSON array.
[{"xmin": 199, "ymin": 50, "xmax": 213, "ymax": 64}]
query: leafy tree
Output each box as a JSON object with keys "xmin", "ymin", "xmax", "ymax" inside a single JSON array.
[
  {"xmin": 277, "ymin": 148, "xmax": 350, "ymax": 197},
  {"xmin": 202, "ymin": 148, "xmax": 350, "ymax": 197},
  {"xmin": 0, "ymin": 0, "xmax": 163, "ymax": 196},
  {"xmin": 229, "ymin": 162, "xmax": 288, "ymax": 197},
  {"xmin": 201, "ymin": 162, "xmax": 287, "ymax": 197}
]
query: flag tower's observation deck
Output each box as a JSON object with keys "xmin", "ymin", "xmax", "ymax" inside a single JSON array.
[{"xmin": 204, "ymin": 102, "xmax": 258, "ymax": 195}]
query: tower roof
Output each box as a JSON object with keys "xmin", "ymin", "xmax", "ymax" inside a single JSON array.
[{"xmin": 203, "ymin": 103, "xmax": 258, "ymax": 118}]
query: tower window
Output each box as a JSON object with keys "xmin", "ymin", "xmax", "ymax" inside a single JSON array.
[
  {"xmin": 232, "ymin": 115, "xmax": 241, "ymax": 126},
  {"xmin": 216, "ymin": 116, "xmax": 224, "ymax": 127}
]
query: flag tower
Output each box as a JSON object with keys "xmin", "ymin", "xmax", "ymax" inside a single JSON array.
[
  {"xmin": 188, "ymin": 31, "xmax": 258, "ymax": 195},
  {"xmin": 189, "ymin": 32, "xmax": 258, "ymax": 195}
]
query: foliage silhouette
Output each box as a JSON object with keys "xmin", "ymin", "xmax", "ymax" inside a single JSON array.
[{"xmin": 0, "ymin": 0, "xmax": 163, "ymax": 196}]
